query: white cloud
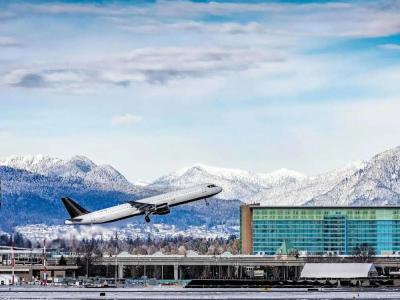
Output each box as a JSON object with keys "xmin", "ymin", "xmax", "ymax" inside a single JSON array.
[
  {"xmin": 118, "ymin": 21, "xmax": 269, "ymax": 35},
  {"xmin": 2, "ymin": 46, "xmax": 283, "ymax": 90},
  {"xmin": 112, "ymin": 113, "xmax": 142, "ymax": 126},
  {"xmin": 114, "ymin": 1, "xmax": 400, "ymax": 38},
  {"xmin": 10, "ymin": 1, "xmax": 400, "ymax": 38},
  {"xmin": 2, "ymin": 1, "xmax": 400, "ymax": 95},
  {"xmin": 379, "ymin": 44, "xmax": 400, "ymax": 50},
  {"xmin": 0, "ymin": 36, "xmax": 24, "ymax": 48},
  {"xmin": 11, "ymin": 3, "xmax": 137, "ymax": 15}
]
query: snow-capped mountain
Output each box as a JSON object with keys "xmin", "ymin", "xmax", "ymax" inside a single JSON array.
[
  {"xmin": 150, "ymin": 146, "xmax": 400, "ymax": 206},
  {"xmin": 3, "ymin": 146, "xmax": 400, "ymax": 236},
  {"xmin": 149, "ymin": 162, "xmax": 366, "ymax": 205},
  {"xmin": 0, "ymin": 156, "xmax": 240, "ymax": 232},
  {"xmin": 150, "ymin": 163, "xmax": 305, "ymax": 201},
  {"xmin": 307, "ymin": 147, "xmax": 400, "ymax": 206},
  {"xmin": 252, "ymin": 161, "xmax": 367, "ymax": 206},
  {"xmin": 0, "ymin": 155, "xmax": 135, "ymax": 193},
  {"xmin": 0, "ymin": 166, "xmax": 139, "ymax": 231}
]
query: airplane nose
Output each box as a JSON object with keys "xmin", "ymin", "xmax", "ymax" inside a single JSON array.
[
  {"xmin": 217, "ymin": 187, "xmax": 223, "ymax": 193},
  {"xmin": 65, "ymin": 220, "xmax": 72, "ymax": 225}
]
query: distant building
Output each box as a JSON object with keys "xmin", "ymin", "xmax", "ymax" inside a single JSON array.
[
  {"xmin": 0, "ymin": 274, "xmax": 19, "ymax": 285},
  {"xmin": 300, "ymin": 263, "xmax": 378, "ymax": 279},
  {"xmin": 0, "ymin": 246, "xmax": 79, "ymax": 282},
  {"xmin": 240, "ymin": 205, "xmax": 400, "ymax": 256}
]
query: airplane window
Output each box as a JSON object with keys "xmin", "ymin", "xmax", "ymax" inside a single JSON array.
[{"xmin": 207, "ymin": 184, "xmax": 216, "ymax": 188}]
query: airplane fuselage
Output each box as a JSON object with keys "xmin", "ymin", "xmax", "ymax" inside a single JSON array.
[{"xmin": 64, "ymin": 184, "xmax": 222, "ymax": 225}]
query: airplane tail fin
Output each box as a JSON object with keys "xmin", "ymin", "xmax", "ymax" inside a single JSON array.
[{"xmin": 61, "ymin": 197, "xmax": 90, "ymax": 218}]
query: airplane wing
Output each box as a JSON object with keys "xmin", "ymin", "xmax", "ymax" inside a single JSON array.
[{"xmin": 127, "ymin": 201, "xmax": 154, "ymax": 212}]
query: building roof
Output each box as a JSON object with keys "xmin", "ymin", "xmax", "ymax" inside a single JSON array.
[
  {"xmin": 276, "ymin": 241, "xmax": 296, "ymax": 255},
  {"xmin": 300, "ymin": 263, "xmax": 377, "ymax": 279},
  {"xmin": 0, "ymin": 274, "xmax": 19, "ymax": 280}
]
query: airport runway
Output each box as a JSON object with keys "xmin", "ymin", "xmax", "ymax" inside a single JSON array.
[{"xmin": 2, "ymin": 287, "xmax": 400, "ymax": 299}]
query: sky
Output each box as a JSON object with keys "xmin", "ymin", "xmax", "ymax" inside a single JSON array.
[{"xmin": 1, "ymin": 0, "xmax": 400, "ymax": 182}]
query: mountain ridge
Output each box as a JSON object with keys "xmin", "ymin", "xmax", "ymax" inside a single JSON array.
[
  {"xmin": 2, "ymin": 146, "xmax": 400, "ymax": 233},
  {"xmin": 0, "ymin": 155, "xmax": 136, "ymax": 193}
]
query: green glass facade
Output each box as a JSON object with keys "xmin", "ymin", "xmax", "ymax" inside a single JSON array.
[{"xmin": 252, "ymin": 207, "xmax": 400, "ymax": 255}]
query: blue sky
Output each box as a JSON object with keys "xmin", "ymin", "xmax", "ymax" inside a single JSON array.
[{"xmin": 1, "ymin": 0, "xmax": 400, "ymax": 181}]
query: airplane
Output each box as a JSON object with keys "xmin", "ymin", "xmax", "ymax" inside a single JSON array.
[{"xmin": 62, "ymin": 183, "xmax": 223, "ymax": 225}]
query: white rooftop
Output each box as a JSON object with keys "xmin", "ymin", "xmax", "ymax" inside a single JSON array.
[{"xmin": 300, "ymin": 263, "xmax": 377, "ymax": 279}]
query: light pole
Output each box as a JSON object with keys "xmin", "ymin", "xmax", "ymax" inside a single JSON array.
[
  {"xmin": 42, "ymin": 239, "xmax": 47, "ymax": 286},
  {"xmin": 86, "ymin": 253, "xmax": 89, "ymax": 280},
  {"xmin": 114, "ymin": 247, "xmax": 118, "ymax": 285},
  {"xmin": 11, "ymin": 234, "xmax": 15, "ymax": 286}
]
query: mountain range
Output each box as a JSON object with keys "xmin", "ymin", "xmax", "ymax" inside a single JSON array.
[{"xmin": 2, "ymin": 146, "xmax": 400, "ymax": 233}]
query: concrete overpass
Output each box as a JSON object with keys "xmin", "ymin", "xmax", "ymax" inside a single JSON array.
[{"xmin": 94, "ymin": 252, "xmax": 400, "ymax": 280}]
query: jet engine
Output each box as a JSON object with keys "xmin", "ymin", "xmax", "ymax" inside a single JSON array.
[{"xmin": 154, "ymin": 203, "xmax": 170, "ymax": 215}]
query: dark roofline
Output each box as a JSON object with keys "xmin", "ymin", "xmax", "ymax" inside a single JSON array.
[{"xmin": 246, "ymin": 205, "xmax": 400, "ymax": 209}]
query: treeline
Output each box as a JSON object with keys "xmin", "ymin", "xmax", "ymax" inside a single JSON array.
[
  {"xmin": 0, "ymin": 232, "xmax": 240, "ymax": 256},
  {"xmin": 63, "ymin": 234, "xmax": 240, "ymax": 256},
  {"xmin": 0, "ymin": 232, "xmax": 33, "ymax": 248}
]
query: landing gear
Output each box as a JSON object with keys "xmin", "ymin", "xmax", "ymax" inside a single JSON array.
[{"xmin": 145, "ymin": 215, "xmax": 151, "ymax": 223}]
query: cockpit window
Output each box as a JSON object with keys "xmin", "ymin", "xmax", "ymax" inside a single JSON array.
[{"xmin": 207, "ymin": 184, "xmax": 217, "ymax": 188}]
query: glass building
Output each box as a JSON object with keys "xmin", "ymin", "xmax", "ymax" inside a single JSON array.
[{"xmin": 240, "ymin": 205, "xmax": 400, "ymax": 255}]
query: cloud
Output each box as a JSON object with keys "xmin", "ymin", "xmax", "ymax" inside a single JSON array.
[
  {"xmin": 112, "ymin": 114, "xmax": 142, "ymax": 126},
  {"xmin": 0, "ymin": 36, "xmax": 24, "ymax": 48},
  {"xmin": 9, "ymin": 1, "xmax": 400, "ymax": 38},
  {"xmin": 2, "ymin": 1, "xmax": 400, "ymax": 98},
  {"xmin": 14, "ymin": 73, "xmax": 46, "ymax": 88},
  {"xmin": 109, "ymin": 1, "xmax": 400, "ymax": 38},
  {"xmin": 118, "ymin": 21, "xmax": 268, "ymax": 35},
  {"xmin": 2, "ymin": 47, "xmax": 283, "ymax": 90},
  {"xmin": 10, "ymin": 3, "xmax": 135, "ymax": 16},
  {"xmin": 379, "ymin": 44, "xmax": 400, "ymax": 50},
  {"xmin": 5, "ymin": 68, "xmax": 94, "ymax": 90},
  {"xmin": 0, "ymin": 2, "xmax": 395, "ymax": 41},
  {"xmin": 8, "ymin": 2, "xmax": 283, "ymax": 17}
]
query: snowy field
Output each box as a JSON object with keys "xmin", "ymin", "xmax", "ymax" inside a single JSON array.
[{"xmin": 1, "ymin": 287, "xmax": 400, "ymax": 299}]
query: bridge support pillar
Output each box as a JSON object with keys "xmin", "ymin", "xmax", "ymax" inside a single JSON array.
[
  {"xmin": 174, "ymin": 264, "xmax": 179, "ymax": 281},
  {"xmin": 118, "ymin": 265, "xmax": 124, "ymax": 280},
  {"xmin": 29, "ymin": 266, "xmax": 33, "ymax": 281}
]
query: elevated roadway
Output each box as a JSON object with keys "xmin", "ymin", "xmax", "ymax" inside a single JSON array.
[{"xmin": 93, "ymin": 253, "xmax": 400, "ymax": 280}]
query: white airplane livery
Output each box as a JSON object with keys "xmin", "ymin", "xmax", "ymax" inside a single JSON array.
[{"xmin": 62, "ymin": 184, "xmax": 222, "ymax": 225}]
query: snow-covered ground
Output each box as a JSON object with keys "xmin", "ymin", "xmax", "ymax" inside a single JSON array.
[
  {"xmin": 0, "ymin": 287, "xmax": 399, "ymax": 299},
  {"xmin": 16, "ymin": 223, "xmax": 240, "ymax": 242}
]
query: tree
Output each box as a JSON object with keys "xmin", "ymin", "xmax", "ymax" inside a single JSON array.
[
  {"xmin": 352, "ymin": 243, "xmax": 375, "ymax": 262},
  {"xmin": 59, "ymin": 255, "xmax": 67, "ymax": 266}
]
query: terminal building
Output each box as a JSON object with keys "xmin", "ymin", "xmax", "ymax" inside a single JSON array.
[
  {"xmin": 241, "ymin": 205, "xmax": 400, "ymax": 256},
  {"xmin": 0, "ymin": 246, "xmax": 79, "ymax": 283}
]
